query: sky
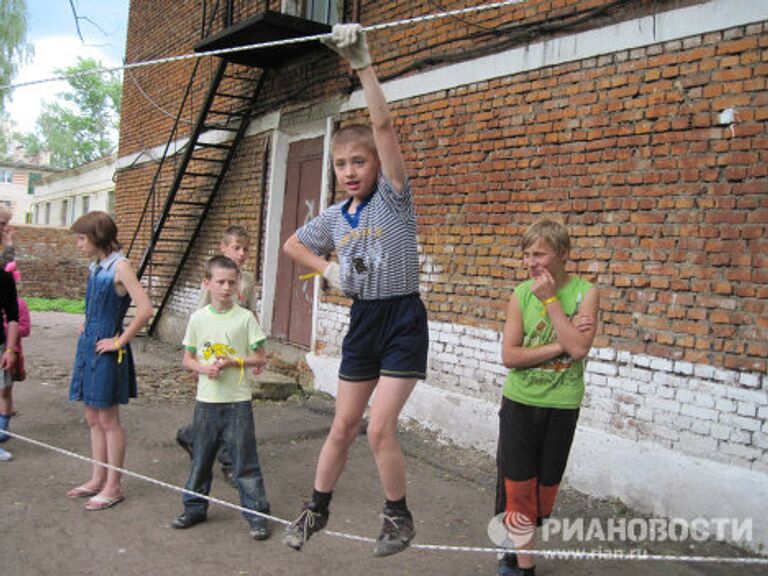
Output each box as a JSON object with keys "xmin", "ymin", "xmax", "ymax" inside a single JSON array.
[{"xmin": 8, "ymin": 0, "xmax": 130, "ymax": 133}]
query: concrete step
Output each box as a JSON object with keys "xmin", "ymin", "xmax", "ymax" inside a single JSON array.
[{"xmin": 250, "ymin": 370, "xmax": 299, "ymax": 401}]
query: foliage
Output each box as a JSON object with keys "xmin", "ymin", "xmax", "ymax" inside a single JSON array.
[
  {"xmin": 25, "ymin": 297, "xmax": 85, "ymax": 314},
  {"xmin": 35, "ymin": 57, "xmax": 121, "ymax": 168},
  {"xmin": 0, "ymin": 0, "xmax": 32, "ymax": 113}
]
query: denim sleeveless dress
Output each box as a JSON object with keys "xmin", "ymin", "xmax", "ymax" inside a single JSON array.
[{"xmin": 70, "ymin": 252, "xmax": 137, "ymax": 407}]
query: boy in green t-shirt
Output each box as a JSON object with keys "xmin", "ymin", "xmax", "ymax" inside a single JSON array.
[
  {"xmin": 171, "ymin": 256, "xmax": 271, "ymax": 540},
  {"xmin": 496, "ymin": 219, "xmax": 599, "ymax": 576},
  {"xmin": 176, "ymin": 225, "xmax": 259, "ymax": 483}
]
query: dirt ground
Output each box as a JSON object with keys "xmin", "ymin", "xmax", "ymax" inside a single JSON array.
[{"xmin": 0, "ymin": 312, "xmax": 764, "ymax": 575}]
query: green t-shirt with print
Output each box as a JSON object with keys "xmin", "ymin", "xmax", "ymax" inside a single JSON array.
[
  {"xmin": 183, "ymin": 303, "xmax": 266, "ymax": 403},
  {"xmin": 503, "ymin": 275, "xmax": 593, "ymax": 409}
]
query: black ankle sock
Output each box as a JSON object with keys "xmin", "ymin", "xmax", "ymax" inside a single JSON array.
[
  {"xmin": 311, "ymin": 489, "xmax": 332, "ymax": 513},
  {"xmin": 384, "ymin": 496, "xmax": 409, "ymax": 515}
]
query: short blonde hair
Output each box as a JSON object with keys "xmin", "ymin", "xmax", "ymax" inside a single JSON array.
[
  {"xmin": 522, "ymin": 218, "xmax": 570, "ymax": 255},
  {"xmin": 331, "ymin": 123, "xmax": 377, "ymax": 156},
  {"xmin": 221, "ymin": 225, "xmax": 249, "ymax": 245}
]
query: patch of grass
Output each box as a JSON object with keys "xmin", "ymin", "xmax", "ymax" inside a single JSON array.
[{"xmin": 25, "ymin": 297, "xmax": 85, "ymax": 314}]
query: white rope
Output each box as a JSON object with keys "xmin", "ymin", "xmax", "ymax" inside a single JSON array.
[
  {"xmin": 5, "ymin": 429, "xmax": 768, "ymax": 564},
  {"xmin": 1, "ymin": 0, "xmax": 525, "ymax": 92}
]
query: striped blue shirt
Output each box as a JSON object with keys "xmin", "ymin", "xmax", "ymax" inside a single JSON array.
[{"xmin": 296, "ymin": 173, "xmax": 420, "ymax": 300}]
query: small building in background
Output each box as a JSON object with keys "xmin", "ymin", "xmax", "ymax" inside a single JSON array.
[
  {"xmin": 0, "ymin": 152, "xmax": 58, "ymax": 223},
  {"xmin": 31, "ymin": 154, "xmax": 116, "ymax": 227}
]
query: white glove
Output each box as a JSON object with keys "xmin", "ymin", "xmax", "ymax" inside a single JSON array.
[
  {"xmin": 322, "ymin": 262, "xmax": 341, "ymax": 290},
  {"xmin": 321, "ymin": 23, "xmax": 371, "ymax": 70}
]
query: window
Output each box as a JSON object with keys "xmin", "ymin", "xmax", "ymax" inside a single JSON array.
[
  {"xmin": 82, "ymin": 195, "xmax": 90, "ymax": 214},
  {"xmin": 61, "ymin": 200, "xmax": 69, "ymax": 226},
  {"xmin": 27, "ymin": 172, "xmax": 42, "ymax": 195},
  {"xmin": 304, "ymin": 0, "xmax": 337, "ymax": 25},
  {"xmin": 44, "ymin": 202, "xmax": 51, "ymax": 225},
  {"xmin": 1, "ymin": 170, "xmax": 12, "ymax": 184},
  {"xmin": 283, "ymin": 0, "xmax": 338, "ymax": 25}
]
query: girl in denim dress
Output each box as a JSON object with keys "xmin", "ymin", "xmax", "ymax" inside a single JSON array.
[{"xmin": 67, "ymin": 212, "xmax": 153, "ymax": 510}]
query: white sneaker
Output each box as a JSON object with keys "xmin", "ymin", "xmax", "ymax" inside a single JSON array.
[{"xmin": 0, "ymin": 447, "xmax": 12, "ymax": 461}]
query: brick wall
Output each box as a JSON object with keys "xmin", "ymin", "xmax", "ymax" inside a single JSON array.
[
  {"xmin": 5, "ymin": 225, "xmax": 90, "ymax": 299},
  {"xmin": 117, "ymin": 0, "xmax": 767, "ymax": 471}
]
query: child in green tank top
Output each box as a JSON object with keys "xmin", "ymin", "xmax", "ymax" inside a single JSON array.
[{"xmin": 495, "ymin": 218, "xmax": 599, "ymax": 576}]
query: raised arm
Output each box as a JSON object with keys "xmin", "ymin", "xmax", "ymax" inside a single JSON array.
[{"xmin": 324, "ymin": 24, "xmax": 406, "ymax": 192}]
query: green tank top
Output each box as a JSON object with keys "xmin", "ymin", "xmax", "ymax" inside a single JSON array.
[{"xmin": 503, "ymin": 275, "xmax": 593, "ymax": 409}]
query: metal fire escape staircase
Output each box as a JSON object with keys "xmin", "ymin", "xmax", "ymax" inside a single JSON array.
[{"xmin": 127, "ymin": 11, "xmax": 329, "ymax": 335}]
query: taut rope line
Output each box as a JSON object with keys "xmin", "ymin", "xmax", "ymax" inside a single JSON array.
[
  {"xmin": 5, "ymin": 429, "xmax": 767, "ymax": 565},
  {"xmin": 2, "ymin": 0, "xmax": 525, "ymax": 92}
]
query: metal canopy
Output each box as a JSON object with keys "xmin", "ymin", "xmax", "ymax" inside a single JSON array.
[{"xmin": 193, "ymin": 11, "xmax": 331, "ymax": 68}]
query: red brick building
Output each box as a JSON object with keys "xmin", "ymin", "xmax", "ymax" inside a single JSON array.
[{"xmin": 116, "ymin": 0, "xmax": 768, "ymax": 547}]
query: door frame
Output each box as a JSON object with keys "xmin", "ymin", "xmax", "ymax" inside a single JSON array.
[{"xmin": 261, "ymin": 116, "xmax": 334, "ymax": 352}]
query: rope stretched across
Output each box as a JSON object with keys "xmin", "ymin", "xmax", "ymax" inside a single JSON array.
[
  {"xmin": 2, "ymin": 0, "xmax": 526, "ymax": 92},
  {"xmin": 5, "ymin": 429, "xmax": 768, "ymax": 565}
]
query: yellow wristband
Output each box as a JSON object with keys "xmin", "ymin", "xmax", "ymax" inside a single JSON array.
[
  {"xmin": 114, "ymin": 338, "xmax": 124, "ymax": 364},
  {"xmin": 541, "ymin": 296, "xmax": 558, "ymax": 306}
]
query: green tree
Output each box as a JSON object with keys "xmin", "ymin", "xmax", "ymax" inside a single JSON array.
[
  {"xmin": 0, "ymin": 0, "xmax": 32, "ymax": 112},
  {"xmin": 36, "ymin": 57, "xmax": 121, "ymax": 168}
]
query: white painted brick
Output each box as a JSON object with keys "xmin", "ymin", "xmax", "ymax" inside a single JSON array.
[
  {"xmin": 677, "ymin": 389, "xmax": 695, "ymax": 403},
  {"xmin": 754, "ymin": 433, "xmax": 768, "ymax": 450},
  {"xmin": 693, "ymin": 393, "xmax": 715, "ymax": 409},
  {"xmin": 593, "ymin": 347, "xmax": 616, "ymax": 361},
  {"xmin": 650, "ymin": 400, "xmax": 683, "ymax": 419},
  {"xmin": 588, "ymin": 361, "xmax": 618, "ymax": 376},
  {"xmin": 680, "ymin": 404, "xmax": 718, "ymax": 421},
  {"xmin": 739, "ymin": 372, "xmax": 761, "ymax": 388},
  {"xmin": 653, "ymin": 372, "xmax": 687, "ymax": 388},
  {"xmin": 633, "ymin": 354, "xmax": 652, "ymax": 368},
  {"xmin": 737, "ymin": 402, "xmax": 757, "ymax": 417},
  {"xmin": 650, "ymin": 357, "xmax": 673, "ymax": 372},
  {"xmin": 729, "ymin": 429, "xmax": 751, "ymax": 445},
  {"xmin": 716, "ymin": 398, "xmax": 736, "ymax": 413},
  {"xmin": 720, "ymin": 413, "xmax": 762, "ymax": 433},
  {"xmin": 690, "ymin": 419, "xmax": 710, "ymax": 435},
  {"xmin": 657, "ymin": 386, "xmax": 675, "ymax": 399},
  {"xmin": 587, "ymin": 380, "xmax": 611, "ymax": 395},
  {"xmin": 616, "ymin": 378, "xmax": 639, "ymax": 394},
  {"xmin": 617, "ymin": 350, "xmax": 632, "ymax": 364},
  {"xmin": 758, "ymin": 406, "xmax": 768, "ymax": 419},
  {"xmin": 630, "ymin": 367, "xmax": 653, "ymax": 383},
  {"xmin": 693, "ymin": 364, "xmax": 715, "ymax": 379},
  {"xmin": 751, "ymin": 460, "xmax": 768, "ymax": 474},
  {"xmin": 652, "ymin": 426, "xmax": 680, "ymax": 442},
  {"xmin": 635, "ymin": 407, "xmax": 653, "ymax": 421},
  {"xmin": 719, "ymin": 442, "xmax": 761, "ymax": 461},
  {"xmin": 713, "ymin": 368, "xmax": 737, "ymax": 383},
  {"xmin": 678, "ymin": 431, "xmax": 718, "ymax": 455},
  {"xmin": 637, "ymin": 381, "xmax": 656, "ymax": 395},
  {"xmin": 653, "ymin": 410, "xmax": 693, "ymax": 430},
  {"xmin": 726, "ymin": 387, "xmax": 768, "ymax": 405},
  {"xmin": 674, "ymin": 360, "xmax": 694, "ymax": 375},
  {"xmin": 710, "ymin": 423, "xmax": 731, "ymax": 440},
  {"xmin": 617, "ymin": 403, "xmax": 636, "ymax": 417}
]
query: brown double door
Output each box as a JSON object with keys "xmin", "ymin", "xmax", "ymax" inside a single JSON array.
[{"xmin": 272, "ymin": 137, "xmax": 324, "ymax": 348}]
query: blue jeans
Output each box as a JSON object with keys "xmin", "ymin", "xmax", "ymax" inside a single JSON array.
[{"xmin": 183, "ymin": 401, "xmax": 270, "ymax": 528}]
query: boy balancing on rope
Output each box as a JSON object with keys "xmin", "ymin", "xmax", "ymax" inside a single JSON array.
[
  {"xmin": 171, "ymin": 255, "xmax": 271, "ymax": 540},
  {"xmin": 282, "ymin": 24, "xmax": 428, "ymax": 557},
  {"xmin": 496, "ymin": 219, "xmax": 598, "ymax": 575}
]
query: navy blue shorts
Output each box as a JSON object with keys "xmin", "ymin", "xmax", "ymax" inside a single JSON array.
[{"xmin": 339, "ymin": 294, "xmax": 428, "ymax": 382}]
